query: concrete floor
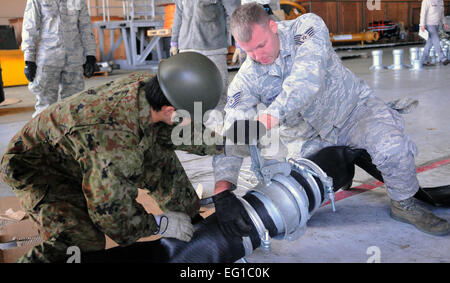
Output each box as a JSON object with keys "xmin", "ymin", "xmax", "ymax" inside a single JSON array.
[{"xmin": 0, "ymin": 45, "xmax": 449, "ymax": 262}]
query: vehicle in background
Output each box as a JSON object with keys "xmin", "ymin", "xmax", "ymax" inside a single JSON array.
[{"xmin": 367, "ymin": 20, "xmax": 400, "ymax": 40}]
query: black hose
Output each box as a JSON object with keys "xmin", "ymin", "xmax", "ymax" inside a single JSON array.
[
  {"xmin": 76, "ymin": 207, "xmax": 262, "ymax": 263},
  {"xmin": 59, "ymin": 146, "xmax": 450, "ymax": 263}
]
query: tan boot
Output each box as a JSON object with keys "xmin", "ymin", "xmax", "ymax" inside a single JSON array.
[{"xmin": 390, "ymin": 198, "xmax": 450, "ymax": 236}]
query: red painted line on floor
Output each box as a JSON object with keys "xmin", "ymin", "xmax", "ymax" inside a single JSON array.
[
  {"xmin": 322, "ymin": 158, "xmax": 450, "ymax": 207},
  {"xmin": 416, "ymin": 158, "xmax": 450, "ymax": 173}
]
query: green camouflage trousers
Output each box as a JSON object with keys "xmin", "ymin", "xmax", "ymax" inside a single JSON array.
[{"xmin": 2, "ymin": 142, "xmax": 199, "ymax": 263}]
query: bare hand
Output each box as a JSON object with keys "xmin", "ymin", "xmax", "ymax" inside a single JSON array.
[
  {"xmin": 214, "ymin": 180, "xmax": 232, "ymax": 195},
  {"xmin": 257, "ymin": 114, "xmax": 279, "ymax": 131}
]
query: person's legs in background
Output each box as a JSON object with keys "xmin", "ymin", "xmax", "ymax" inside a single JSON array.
[
  {"xmin": 421, "ymin": 25, "xmax": 448, "ymax": 65},
  {"xmin": 29, "ymin": 65, "xmax": 61, "ymax": 118},
  {"xmin": 60, "ymin": 64, "xmax": 85, "ymax": 100},
  {"xmin": 427, "ymin": 25, "xmax": 447, "ymax": 64}
]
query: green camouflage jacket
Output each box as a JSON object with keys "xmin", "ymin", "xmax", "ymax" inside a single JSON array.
[{"xmin": 1, "ymin": 72, "xmax": 223, "ymax": 246}]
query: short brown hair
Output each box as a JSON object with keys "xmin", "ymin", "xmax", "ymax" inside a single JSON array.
[{"xmin": 230, "ymin": 3, "xmax": 271, "ymax": 43}]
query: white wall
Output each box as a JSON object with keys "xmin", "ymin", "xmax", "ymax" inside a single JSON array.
[{"xmin": 0, "ymin": 0, "xmax": 27, "ymax": 25}]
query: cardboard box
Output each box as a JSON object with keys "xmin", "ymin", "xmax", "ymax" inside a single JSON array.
[{"xmin": 0, "ymin": 196, "xmax": 40, "ymax": 263}]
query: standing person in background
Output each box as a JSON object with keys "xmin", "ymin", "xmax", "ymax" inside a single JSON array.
[
  {"xmin": 241, "ymin": 0, "xmax": 274, "ymax": 15},
  {"xmin": 419, "ymin": 0, "xmax": 449, "ymax": 66},
  {"xmin": 22, "ymin": 0, "xmax": 98, "ymax": 118},
  {"xmin": 170, "ymin": 0, "xmax": 239, "ymax": 133}
]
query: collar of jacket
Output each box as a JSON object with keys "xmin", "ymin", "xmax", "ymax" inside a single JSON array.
[{"xmin": 248, "ymin": 23, "xmax": 292, "ymax": 77}]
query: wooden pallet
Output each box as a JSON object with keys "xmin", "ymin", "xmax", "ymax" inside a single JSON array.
[
  {"xmin": 0, "ymin": 98, "xmax": 22, "ymax": 107},
  {"xmin": 92, "ymin": 71, "xmax": 109, "ymax": 77},
  {"xmin": 147, "ymin": 28, "xmax": 172, "ymax": 37}
]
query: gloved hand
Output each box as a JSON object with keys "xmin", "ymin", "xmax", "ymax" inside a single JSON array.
[
  {"xmin": 232, "ymin": 48, "xmax": 246, "ymax": 65},
  {"xmin": 154, "ymin": 211, "xmax": 194, "ymax": 242},
  {"xmin": 170, "ymin": 46, "xmax": 179, "ymax": 56},
  {"xmin": 24, "ymin": 61, "xmax": 37, "ymax": 82},
  {"xmin": 83, "ymin": 55, "xmax": 98, "ymax": 78},
  {"xmin": 213, "ymin": 190, "xmax": 253, "ymax": 237}
]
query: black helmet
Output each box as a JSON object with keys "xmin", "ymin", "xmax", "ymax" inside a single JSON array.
[{"xmin": 157, "ymin": 52, "xmax": 223, "ymax": 116}]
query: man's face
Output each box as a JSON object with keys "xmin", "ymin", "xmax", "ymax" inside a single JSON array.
[{"xmin": 237, "ymin": 20, "xmax": 280, "ymax": 65}]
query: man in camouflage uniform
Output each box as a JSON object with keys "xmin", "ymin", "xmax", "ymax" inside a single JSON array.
[
  {"xmin": 212, "ymin": 3, "xmax": 450, "ymax": 237},
  {"xmin": 1, "ymin": 70, "xmax": 224, "ymax": 263},
  {"xmin": 22, "ymin": 0, "xmax": 97, "ymax": 118}
]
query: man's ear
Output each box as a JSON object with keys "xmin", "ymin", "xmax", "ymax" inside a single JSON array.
[
  {"xmin": 161, "ymin": 105, "xmax": 176, "ymax": 119},
  {"xmin": 269, "ymin": 19, "xmax": 277, "ymax": 34}
]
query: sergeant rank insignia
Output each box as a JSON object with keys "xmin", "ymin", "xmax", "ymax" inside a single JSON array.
[
  {"xmin": 294, "ymin": 27, "xmax": 315, "ymax": 46},
  {"xmin": 227, "ymin": 92, "xmax": 241, "ymax": 109}
]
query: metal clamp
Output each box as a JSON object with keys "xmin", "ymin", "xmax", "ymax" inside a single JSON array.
[
  {"xmin": 325, "ymin": 186, "xmax": 337, "ymax": 212},
  {"xmin": 261, "ymin": 161, "xmax": 291, "ymax": 184},
  {"xmin": 289, "ymin": 158, "xmax": 337, "ymax": 212},
  {"xmin": 261, "ymin": 230, "xmax": 271, "ymax": 254},
  {"xmin": 249, "ymin": 145, "xmax": 265, "ymax": 184},
  {"xmin": 238, "ymin": 196, "xmax": 271, "ymax": 254}
]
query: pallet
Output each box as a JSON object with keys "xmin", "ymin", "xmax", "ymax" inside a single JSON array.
[
  {"xmin": 0, "ymin": 98, "xmax": 22, "ymax": 107},
  {"xmin": 147, "ymin": 28, "xmax": 172, "ymax": 37},
  {"xmin": 92, "ymin": 71, "xmax": 109, "ymax": 77}
]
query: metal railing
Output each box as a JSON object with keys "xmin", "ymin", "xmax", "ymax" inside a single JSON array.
[
  {"xmin": 87, "ymin": 0, "xmax": 174, "ymax": 70},
  {"xmin": 87, "ymin": 0, "xmax": 172, "ymax": 21}
]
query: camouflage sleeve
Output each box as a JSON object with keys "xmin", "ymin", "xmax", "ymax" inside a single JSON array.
[
  {"xmin": 211, "ymin": 64, "xmax": 261, "ymax": 184},
  {"xmin": 213, "ymin": 153, "xmax": 243, "ymax": 186},
  {"xmin": 170, "ymin": 0, "xmax": 183, "ymax": 45},
  {"xmin": 76, "ymin": 130, "xmax": 157, "ymax": 246},
  {"xmin": 223, "ymin": 67, "xmax": 261, "ymax": 130},
  {"xmin": 264, "ymin": 14, "xmax": 330, "ymax": 125},
  {"xmin": 21, "ymin": 0, "xmax": 40, "ymax": 62},
  {"xmin": 78, "ymin": 0, "xmax": 97, "ymax": 57}
]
